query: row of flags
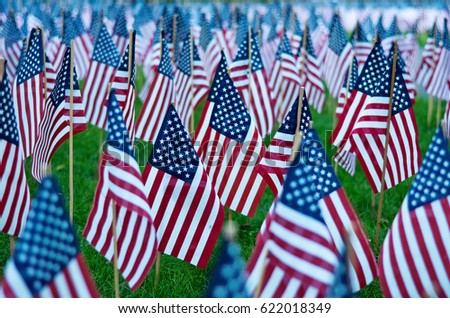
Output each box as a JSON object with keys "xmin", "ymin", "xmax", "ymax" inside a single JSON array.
[{"xmin": 0, "ymin": 2, "xmax": 449, "ymax": 298}]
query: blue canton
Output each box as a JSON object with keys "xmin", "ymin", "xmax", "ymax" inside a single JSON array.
[
  {"xmin": 16, "ymin": 28, "xmax": 44, "ymax": 85},
  {"xmin": 50, "ymin": 47, "xmax": 80, "ymax": 107},
  {"xmin": 343, "ymin": 56, "xmax": 358, "ymax": 92},
  {"xmin": 355, "ymin": 42, "xmax": 388, "ymax": 95},
  {"xmin": 328, "ymin": 14, "xmax": 349, "ymax": 55},
  {"xmin": 0, "ymin": 68, "xmax": 19, "ymax": 145},
  {"xmin": 206, "ymin": 52, "xmax": 228, "ymax": 102},
  {"xmin": 199, "ymin": 13, "xmax": 212, "ymax": 52},
  {"xmin": 158, "ymin": 35, "xmax": 174, "ymax": 79},
  {"xmin": 113, "ymin": 7, "xmax": 129, "ymax": 38},
  {"xmin": 91, "ymin": 25, "xmax": 121, "ymax": 67},
  {"xmin": 177, "ymin": 33, "xmax": 192, "ymax": 76},
  {"xmin": 278, "ymin": 92, "xmax": 311, "ymax": 135},
  {"xmin": 3, "ymin": 13, "xmax": 23, "ymax": 48}
]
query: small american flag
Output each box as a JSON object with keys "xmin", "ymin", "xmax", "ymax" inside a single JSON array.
[
  {"xmin": 351, "ymin": 23, "xmax": 371, "ymax": 72},
  {"xmin": 297, "ymin": 26, "xmax": 326, "ymax": 113},
  {"xmin": 416, "ymin": 22, "xmax": 440, "ymax": 88},
  {"xmin": 195, "ymin": 51, "xmax": 266, "ymax": 217},
  {"xmin": 261, "ymin": 18, "xmax": 279, "ymax": 76},
  {"xmin": 0, "ymin": 177, "xmax": 99, "ymax": 298},
  {"xmin": 323, "ymin": 13, "xmax": 353, "ymax": 99},
  {"xmin": 112, "ymin": 7, "xmax": 129, "ymax": 56},
  {"xmin": 230, "ymin": 28, "xmax": 275, "ymax": 136},
  {"xmin": 13, "ymin": 28, "xmax": 45, "ymax": 159},
  {"xmin": 387, "ymin": 42, "xmax": 417, "ymax": 104},
  {"xmin": 83, "ymin": 90, "xmax": 158, "ymax": 290},
  {"xmin": 289, "ymin": 16, "xmax": 303, "ymax": 56},
  {"xmin": 379, "ymin": 126, "xmax": 450, "ymax": 297},
  {"xmin": 381, "ymin": 16, "xmax": 400, "ymax": 55},
  {"xmin": 426, "ymin": 21, "xmax": 449, "ymax": 101},
  {"xmin": 143, "ymin": 105, "xmax": 224, "ymax": 268},
  {"xmin": 0, "ymin": 66, "xmax": 30, "ymax": 237},
  {"xmin": 268, "ymin": 42, "xmax": 282, "ymax": 119},
  {"xmin": 32, "ymin": 47, "xmax": 88, "ymax": 182},
  {"xmin": 83, "ymin": 24, "xmax": 120, "ymax": 129},
  {"xmin": 139, "ymin": 20, "xmax": 161, "ymax": 102},
  {"xmin": 336, "ymin": 56, "xmax": 358, "ymax": 118},
  {"xmin": 136, "ymin": 34, "xmax": 174, "ymax": 143},
  {"xmin": 174, "ymin": 33, "xmax": 209, "ymax": 130},
  {"xmin": 2, "ymin": 13, "xmax": 23, "ymax": 85},
  {"xmin": 349, "ymin": 54, "xmax": 421, "ymax": 193},
  {"xmin": 257, "ymin": 92, "xmax": 312, "ymax": 196},
  {"xmin": 206, "ymin": 231, "xmax": 250, "ymax": 297},
  {"xmin": 199, "ymin": 13, "xmax": 221, "ymax": 81}
]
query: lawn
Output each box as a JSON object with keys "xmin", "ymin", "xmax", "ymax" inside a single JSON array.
[{"xmin": 0, "ymin": 63, "xmax": 444, "ymax": 298}]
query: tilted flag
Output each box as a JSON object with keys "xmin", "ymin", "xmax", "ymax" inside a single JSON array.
[
  {"xmin": 174, "ymin": 33, "xmax": 209, "ymax": 130},
  {"xmin": 416, "ymin": 22, "xmax": 440, "ymax": 88},
  {"xmin": 268, "ymin": 42, "xmax": 283, "ymax": 120},
  {"xmin": 13, "ymin": 28, "xmax": 45, "ymax": 159},
  {"xmin": 143, "ymin": 105, "xmax": 224, "ymax": 268},
  {"xmin": 139, "ymin": 21, "xmax": 162, "ymax": 102},
  {"xmin": 83, "ymin": 24, "xmax": 120, "ymax": 129},
  {"xmin": 261, "ymin": 16, "xmax": 279, "ymax": 76},
  {"xmin": 206, "ymin": 230, "xmax": 250, "ymax": 297},
  {"xmin": 112, "ymin": 7, "xmax": 129, "ymax": 56},
  {"xmin": 289, "ymin": 16, "xmax": 303, "ymax": 57},
  {"xmin": 230, "ymin": 28, "xmax": 275, "ymax": 136},
  {"xmin": 336, "ymin": 56, "xmax": 358, "ymax": 118},
  {"xmin": 379, "ymin": 126, "xmax": 450, "ymax": 297},
  {"xmin": 2, "ymin": 13, "xmax": 23, "ymax": 85},
  {"xmin": 323, "ymin": 13, "xmax": 353, "ymax": 98},
  {"xmin": 198, "ymin": 13, "xmax": 221, "ymax": 81},
  {"xmin": 83, "ymin": 90, "xmax": 158, "ymax": 290},
  {"xmin": 351, "ymin": 22, "xmax": 371, "ymax": 72},
  {"xmin": 32, "ymin": 48, "xmax": 88, "ymax": 182},
  {"xmin": 381, "ymin": 16, "xmax": 400, "ymax": 55},
  {"xmin": 348, "ymin": 53, "xmax": 421, "ymax": 193},
  {"xmin": 257, "ymin": 92, "xmax": 312, "ymax": 196},
  {"xmin": 387, "ymin": 42, "xmax": 416, "ymax": 104},
  {"xmin": 108, "ymin": 32, "xmax": 136, "ymax": 142},
  {"xmin": 195, "ymin": 52, "xmax": 266, "ymax": 217},
  {"xmin": 135, "ymin": 34, "xmax": 174, "ymax": 143},
  {"xmin": 0, "ymin": 177, "xmax": 98, "ymax": 298},
  {"xmin": 0, "ymin": 66, "xmax": 30, "ymax": 237},
  {"xmin": 297, "ymin": 26, "xmax": 326, "ymax": 113}
]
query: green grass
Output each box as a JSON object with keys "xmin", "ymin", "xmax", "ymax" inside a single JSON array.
[{"xmin": 0, "ymin": 64, "xmax": 444, "ymax": 298}]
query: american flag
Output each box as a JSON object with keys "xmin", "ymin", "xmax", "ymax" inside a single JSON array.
[
  {"xmin": 230, "ymin": 28, "xmax": 275, "ymax": 136},
  {"xmin": 32, "ymin": 47, "xmax": 88, "ymax": 182},
  {"xmin": 83, "ymin": 24, "xmax": 120, "ymax": 129},
  {"xmin": 89, "ymin": 10, "xmax": 103, "ymax": 41},
  {"xmin": 327, "ymin": 244, "xmax": 353, "ymax": 298},
  {"xmin": 323, "ymin": 13, "xmax": 353, "ymax": 99},
  {"xmin": 199, "ymin": 13, "xmax": 221, "ymax": 81},
  {"xmin": 381, "ymin": 16, "xmax": 400, "ymax": 55},
  {"xmin": 108, "ymin": 32, "xmax": 136, "ymax": 142},
  {"xmin": 311, "ymin": 19, "xmax": 329, "ymax": 71},
  {"xmin": 2, "ymin": 13, "xmax": 23, "ymax": 85},
  {"xmin": 257, "ymin": 91, "xmax": 312, "ymax": 196},
  {"xmin": 206, "ymin": 231, "xmax": 250, "ymax": 297},
  {"xmin": 246, "ymin": 139, "xmax": 338, "ymax": 297},
  {"xmin": 426, "ymin": 21, "xmax": 449, "ymax": 101},
  {"xmin": 45, "ymin": 55, "xmax": 57, "ymax": 97},
  {"xmin": 268, "ymin": 42, "xmax": 282, "ymax": 119},
  {"xmin": 112, "ymin": 7, "xmax": 129, "ymax": 56},
  {"xmin": 349, "ymin": 54, "xmax": 421, "ymax": 193},
  {"xmin": 139, "ymin": 20, "xmax": 161, "ymax": 102},
  {"xmin": 332, "ymin": 41, "xmax": 388, "ymax": 175},
  {"xmin": 277, "ymin": 32, "xmax": 301, "ymax": 122},
  {"xmin": 135, "ymin": 34, "xmax": 174, "ymax": 143},
  {"xmin": 261, "ymin": 18, "xmax": 279, "ymax": 76},
  {"xmin": 416, "ymin": 22, "xmax": 440, "ymax": 88},
  {"xmin": 13, "ymin": 28, "xmax": 45, "ymax": 159},
  {"xmin": 379, "ymin": 126, "xmax": 450, "ymax": 297},
  {"xmin": 46, "ymin": 19, "xmax": 61, "ymax": 64},
  {"xmin": 289, "ymin": 16, "xmax": 303, "ymax": 56},
  {"xmin": 83, "ymin": 90, "xmax": 158, "ymax": 290},
  {"xmin": 297, "ymin": 26, "xmax": 326, "ymax": 113},
  {"xmin": 336, "ymin": 56, "xmax": 358, "ymax": 118},
  {"xmin": 142, "ymin": 105, "xmax": 224, "ymax": 268},
  {"xmin": 174, "ymin": 33, "xmax": 209, "ymax": 130},
  {"xmin": 0, "ymin": 177, "xmax": 99, "ymax": 298},
  {"xmin": 387, "ymin": 42, "xmax": 417, "ymax": 104},
  {"xmin": 0, "ymin": 66, "xmax": 30, "ymax": 237},
  {"xmin": 195, "ymin": 51, "xmax": 266, "ymax": 217},
  {"xmin": 351, "ymin": 22, "xmax": 371, "ymax": 72}
]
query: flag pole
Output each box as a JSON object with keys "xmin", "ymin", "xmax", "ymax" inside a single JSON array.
[
  {"xmin": 154, "ymin": 252, "xmax": 161, "ymax": 291},
  {"xmin": 427, "ymin": 24, "xmax": 437, "ymax": 127},
  {"xmin": 112, "ymin": 201, "xmax": 120, "ymax": 298},
  {"xmin": 299, "ymin": 24, "xmax": 308, "ymax": 82},
  {"xmin": 436, "ymin": 99, "xmax": 442, "ymax": 128},
  {"xmin": 190, "ymin": 28, "xmax": 195, "ymax": 137},
  {"xmin": 40, "ymin": 26, "xmax": 52, "ymax": 175},
  {"xmin": 128, "ymin": 29, "xmax": 134, "ymax": 83},
  {"xmin": 375, "ymin": 42, "xmax": 398, "ymax": 247},
  {"xmin": 290, "ymin": 87, "xmax": 305, "ymax": 162},
  {"xmin": 69, "ymin": 40, "xmax": 75, "ymax": 223},
  {"xmin": 254, "ymin": 248, "xmax": 268, "ymax": 298}
]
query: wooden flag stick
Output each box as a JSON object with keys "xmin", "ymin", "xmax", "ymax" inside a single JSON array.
[
  {"xmin": 375, "ymin": 43, "xmax": 398, "ymax": 247},
  {"xmin": 190, "ymin": 29, "xmax": 195, "ymax": 137},
  {"xmin": 111, "ymin": 202, "xmax": 120, "ymax": 298},
  {"xmin": 299, "ymin": 24, "xmax": 308, "ymax": 82},
  {"xmin": 427, "ymin": 24, "xmax": 437, "ymax": 127},
  {"xmin": 9, "ymin": 236, "xmax": 15, "ymax": 254},
  {"xmin": 154, "ymin": 252, "xmax": 161, "ymax": 291},
  {"xmin": 254, "ymin": 248, "xmax": 269, "ymax": 298},
  {"xmin": 436, "ymin": 99, "xmax": 442, "ymax": 128},
  {"xmin": 128, "ymin": 29, "xmax": 134, "ymax": 84},
  {"xmin": 290, "ymin": 86, "xmax": 305, "ymax": 162},
  {"xmin": 371, "ymin": 192, "xmax": 376, "ymax": 220},
  {"xmin": 247, "ymin": 26, "xmax": 252, "ymax": 109},
  {"xmin": 39, "ymin": 26, "xmax": 48, "ymax": 99},
  {"xmin": 69, "ymin": 40, "xmax": 75, "ymax": 223}
]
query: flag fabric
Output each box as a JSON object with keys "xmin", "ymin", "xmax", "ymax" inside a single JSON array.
[
  {"xmin": 387, "ymin": 43, "xmax": 416, "ymax": 104},
  {"xmin": 45, "ymin": 55, "xmax": 57, "ymax": 97},
  {"xmin": 195, "ymin": 51, "xmax": 266, "ymax": 217},
  {"xmin": 379, "ymin": 126, "xmax": 450, "ymax": 297},
  {"xmin": 246, "ymin": 139, "xmax": 338, "ymax": 297},
  {"xmin": 174, "ymin": 33, "xmax": 209, "ymax": 130},
  {"xmin": 2, "ymin": 13, "xmax": 23, "ymax": 85},
  {"xmin": 327, "ymin": 244, "xmax": 353, "ymax": 298},
  {"xmin": 261, "ymin": 19, "xmax": 279, "ymax": 76},
  {"xmin": 351, "ymin": 23, "xmax": 372, "ymax": 72},
  {"xmin": 206, "ymin": 232, "xmax": 250, "ymax": 297},
  {"xmin": 142, "ymin": 105, "xmax": 224, "ymax": 268},
  {"xmin": 348, "ymin": 55, "xmax": 421, "ymax": 193},
  {"xmin": 416, "ymin": 23, "xmax": 440, "ymax": 88},
  {"xmin": 0, "ymin": 177, "xmax": 99, "ymax": 298},
  {"xmin": 83, "ymin": 24, "xmax": 120, "ymax": 129},
  {"xmin": 135, "ymin": 34, "xmax": 174, "ymax": 143},
  {"xmin": 107, "ymin": 33, "xmax": 136, "ymax": 142},
  {"xmin": 268, "ymin": 42, "xmax": 283, "ymax": 120},
  {"xmin": 112, "ymin": 7, "xmax": 129, "ymax": 56},
  {"xmin": 336, "ymin": 56, "xmax": 358, "ymax": 118},
  {"xmin": 13, "ymin": 28, "xmax": 45, "ymax": 159},
  {"xmin": 230, "ymin": 29, "xmax": 275, "ymax": 136},
  {"xmin": 139, "ymin": 21, "xmax": 162, "ymax": 102},
  {"xmin": 0, "ymin": 67, "xmax": 30, "ymax": 237},
  {"xmin": 297, "ymin": 26, "xmax": 326, "ymax": 113},
  {"xmin": 199, "ymin": 13, "xmax": 221, "ymax": 81},
  {"xmin": 83, "ymin": 90, "xmax": 158, "ymax": 290},
  {"xmin": 323, "ymin": 14, "xmax": 353, "ymax": 98},
  {"xmin": 257, "ymin": 92, "xmax": 312, "ymax": 196},
  {"xmin": 32, "ymin": 48, "xmax": 88, "ymax": 182}
]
